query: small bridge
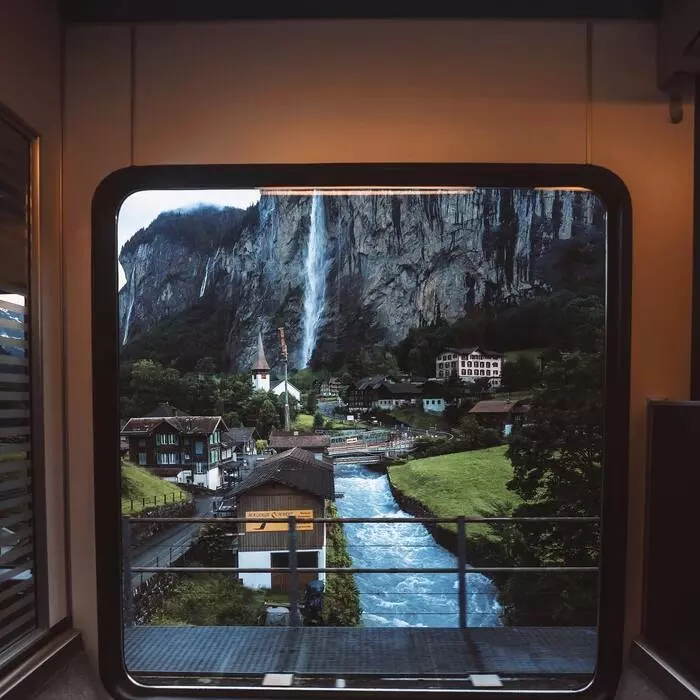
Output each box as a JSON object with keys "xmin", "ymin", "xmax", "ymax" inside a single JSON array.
[{"xmin": 331, "ymin": 454, "xmax": 384, "ymax": 466}]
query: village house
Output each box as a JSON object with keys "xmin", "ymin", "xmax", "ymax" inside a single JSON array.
[
  {"xmin": 120, "ymin": 415, "xmax": 230, "ymax": 490},
  {"xmin": 268, "ymin": 431, "xmax": 330, "ymax": 457},
  {"xmin": 271, "ymin": 380, "xmax": 301, "ymax": 403},
  {"xmin": 226, "ymin": 426, "xmax": 260, "ymax": 459},
  {"xmin": 371, "ymin": 381, "xmax": 423, "ymax": 410},
  {"xmin": 435, "ymin": 347, "xmax": 504, "ymax": 387},
  {"xmin": 227, "ymin": 447, "xmax": 335, "ymax": 593},
  {"xmin": 468, "ymin": 398, "xmax": 531, "ymax": 433},
  {"xmin": 421, "ymin": 380, "xmax": 451, "ymax": 414},
  {"xmin": 319, "ymin": 376, "xmax": 343, "ymax": 397},
  {"xmin": 345, "ymin": 376, "xmax": 422, "ymax": 412}
]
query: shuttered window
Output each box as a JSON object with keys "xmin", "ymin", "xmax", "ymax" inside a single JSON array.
[{"xmin": 0, "ymin": 107, "xmax": 38, "ymax": 655}]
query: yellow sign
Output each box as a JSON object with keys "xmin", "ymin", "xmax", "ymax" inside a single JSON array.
[{"xmin": 245, "ymin": 510, "xmax": 314, "ymax": 532}]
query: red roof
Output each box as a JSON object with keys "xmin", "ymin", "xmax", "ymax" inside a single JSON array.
[{"xmin": 269, "ymin": 431, "xmax": 330, "ymax": 449}]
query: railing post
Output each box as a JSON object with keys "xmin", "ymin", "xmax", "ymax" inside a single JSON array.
[
  {"xmin": 457, "ymin": 516, "xmax": 467, "ymax": 629},
  {"xmin": 122, "ymin": 517, "xmax": 134, "ymax": 627},
  {"xmin": 288, "ymin": 516, "xmax": 300, "ymax": 627}
]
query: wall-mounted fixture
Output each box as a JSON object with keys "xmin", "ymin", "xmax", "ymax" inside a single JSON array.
[{"xmin": 657, "ymin": 0, "xmax": 700, "ymax": 122}]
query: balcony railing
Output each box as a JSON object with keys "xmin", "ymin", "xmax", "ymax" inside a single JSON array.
[{"xmin": 121, "ymin": 514, "xmax": 599, "ymax": 629}]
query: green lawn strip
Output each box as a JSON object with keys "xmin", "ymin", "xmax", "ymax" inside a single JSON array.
[
  {"xmin": 388, "ymin": 446, "xmax": 520, "ymax": 540},
  {"xmin": 293, "ymin": 413, "xmax": 314, "ymax": 431},
  {"xmin": 121, "ymin": 461, "xmax": 190, "ymax": 514}
]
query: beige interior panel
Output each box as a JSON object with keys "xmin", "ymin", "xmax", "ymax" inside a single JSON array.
[
  {"xmin": 134, "ymin": 20, "xmax": 588, "ymax": 164},
  {"xmin": 590, "ymin": 21, "xmax": 694, "ymax": 650},
  {"xmin": 0, "ymin": 0, "xmax": 66, "ymax": 626},
  {"xmin": 63, "ymin": 24, "xmax": 133, "ymax": 652},
  {"xmin": 60, "ymin": 18, "xmax": 695, "ymax": 663}
]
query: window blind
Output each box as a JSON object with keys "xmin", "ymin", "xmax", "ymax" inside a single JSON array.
[{"xmin": 0, "ymin": 111, "xmax": 35, "ymax": 654}]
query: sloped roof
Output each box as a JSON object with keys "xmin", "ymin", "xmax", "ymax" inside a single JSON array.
[
  {"xmin": 272, "ymin": 380, "xmax": 300, "ymax": 394},
  {"xmin": 381, "ymin": 382, "xmax": 422, "ymax": 396},
  {"xmin": 252, "ymin": 331, "xmax": 270, "ymax": 372},
  {"xmin": 227, "ymin": 427, "xmax": 258, "ymax": 445},
  {"xmin": 443, "ymin": 346, "xmax": 503, "ymax": 358},
  {"xmin": 230, "ymin": 447, "xmax": 334, "ymax": 500},
  {"xmin": 121, "ymin": 416, "xmax": 224, "ymax": 436},
  {"xmin": 353, "ymin": 375, "xmax": 390, "ymax": 391},
  {"xmin": 269, "ymin": 431, "xmax": 330, "ymax": 450},
  {"xmin": 143, "ymin": 403, "xmax": 190, "ymax": 417}
]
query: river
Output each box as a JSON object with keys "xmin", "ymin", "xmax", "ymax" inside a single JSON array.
[{"xmin": 334, "ymin": 463, "xmax": 503, "ymax": 628}]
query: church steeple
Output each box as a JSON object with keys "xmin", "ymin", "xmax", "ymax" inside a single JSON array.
[{"xmin": 251, "ymin": 332, "xmax": 270, "ymax": 391}]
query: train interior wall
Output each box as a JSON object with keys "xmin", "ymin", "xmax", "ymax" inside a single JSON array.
[{"xmin": 0, "ymin": 4, "xmax": 696, "ymax": 692}]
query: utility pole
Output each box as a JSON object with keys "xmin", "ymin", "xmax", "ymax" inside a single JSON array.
[{"xmin": 278, "ymin": 327, "xmax": 291, "ymax": 432}]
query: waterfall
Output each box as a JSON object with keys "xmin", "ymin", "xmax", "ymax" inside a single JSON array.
[
  {"xmin": 199, "ymin": 248, "xmax": 221, "ymax": 298},
  {"xmin": 122, "ymin": 273, "xmax": 136, "ymax": 346},
  {"xmin": 334, "ymin": 463, "xmax": 503, "ymax": 628},
  {"xmin": 299, "ymin": 193, "xmax": 328, "ymax": 367}
]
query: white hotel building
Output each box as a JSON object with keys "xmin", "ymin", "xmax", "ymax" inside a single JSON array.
[{"xmin": 435, "ymin": 347, "xmax": 503, "ymax": 387}]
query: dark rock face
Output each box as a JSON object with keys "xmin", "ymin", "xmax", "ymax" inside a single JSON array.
[{"xmin": 119, "ymin": 190, "xmax": 604, "ymax": 372}]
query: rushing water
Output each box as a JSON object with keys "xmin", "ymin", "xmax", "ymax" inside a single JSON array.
[
  {"xmin": 122, "ymin": 273, "xmax": 136, "ymax": 346},
  {"xmin": 299, "ymin": 192, "xmax": 328, "ymax": 368},
  {"xmin": 334, "ymin": 463, "xmax": 503, "ymax": 628},
  {"xmin": 199, "ymin": 247, "xmax": 221, "ymax": 297}
]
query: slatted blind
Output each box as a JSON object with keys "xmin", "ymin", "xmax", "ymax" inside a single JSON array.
[{"xmin": 0, "ymin": 111, "xmax": 35, "ymax": 653}]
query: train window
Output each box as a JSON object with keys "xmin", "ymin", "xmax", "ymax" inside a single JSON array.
[
  {"xmin": 92, "ymin": 164, "xmax": 631, "ymax": 699},
  {"xmin": 0, "ymin": 104, "xmax": 46, "ymax": 664}
]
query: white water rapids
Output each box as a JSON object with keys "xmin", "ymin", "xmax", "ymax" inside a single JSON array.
[
  {"xmin": 299, "ymin": 192, "xmax": 328, "ymax": 368},
  {"xmin": 334, "ymin": 463, "xmax": 503, "ymax": 628}
]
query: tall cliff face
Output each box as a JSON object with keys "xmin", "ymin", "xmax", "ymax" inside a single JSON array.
[{"xmin": 119, "ymin": 190, "xmax": 604, "ymax": 372}]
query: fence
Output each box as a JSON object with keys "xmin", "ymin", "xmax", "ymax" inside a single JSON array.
[
  {"xmin": 122, "ymin": 514, "xmax": 599, "ymax": 628},
  {"xmin": 121, "ymin": 490, "xmax": 188, "ymax": 514}
]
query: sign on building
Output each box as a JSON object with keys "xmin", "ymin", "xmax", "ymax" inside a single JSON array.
[{"xmin": 245, "ymin": 509, "xmax": 314, "ymax": 532}]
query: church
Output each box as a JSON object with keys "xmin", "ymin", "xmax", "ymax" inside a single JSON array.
[{"xmin": 251, "ymin": 332, "xmax": 301, "ymax": 402}]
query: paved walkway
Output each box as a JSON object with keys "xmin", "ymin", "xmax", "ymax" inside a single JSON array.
[
  {"xmin": 129, "ymin": 495, "xmax": 212, "ymax": 589},
  {"xmin": 124, "ymin": 626, "xmax": 596, "ymax": 678}
]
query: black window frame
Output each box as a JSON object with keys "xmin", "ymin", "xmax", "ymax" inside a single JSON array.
[{"xmin": 92, "ymin": 162, "xmax": 632, "ymax": 700}]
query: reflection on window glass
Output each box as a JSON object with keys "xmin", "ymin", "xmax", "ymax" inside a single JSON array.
[
  {"xmin": 117, "ymin": 187, "xmax": 605, "ymax": 692},
  {"xmin": 0, "ymin": 112, "xmax": 37, "ymax": 656}
]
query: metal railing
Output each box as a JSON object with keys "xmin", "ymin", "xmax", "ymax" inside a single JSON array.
[{"xmin": 122, "ymin": 514, "xmax": 599, "ymax": 629}]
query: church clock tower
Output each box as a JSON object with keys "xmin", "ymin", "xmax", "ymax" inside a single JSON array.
[{"xmin": 251, "ymin": 331, "xmax": 270, "ymax": 392}]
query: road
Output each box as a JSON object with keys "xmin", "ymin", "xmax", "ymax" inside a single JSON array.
[{"xmin": 129, "ymin": 495, "xmax": 212, "ymax": 590}]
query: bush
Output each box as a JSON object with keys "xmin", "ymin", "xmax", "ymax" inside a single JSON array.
[
  {"xmin": 323, "ymin": 503, "xmax": 361, "ymax": 626},
  {"xmin": 149, "ymin": 574, "xmax": 267, "ymax": 626}
]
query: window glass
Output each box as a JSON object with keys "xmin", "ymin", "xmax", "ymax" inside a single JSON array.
[
  {"xmin": 0, "ymin": 108, "xmax": 41, "ymax": 657},
  {"xmin": 111, "ymin": 181, "xmax": 617, "ymax": 696}
]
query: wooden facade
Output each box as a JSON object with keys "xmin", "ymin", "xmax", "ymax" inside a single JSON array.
[{"xmin": 237, "ymin": 484, "xmax": 325, "ymax": 553}]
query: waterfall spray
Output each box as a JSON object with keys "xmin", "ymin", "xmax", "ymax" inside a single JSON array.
[
  {"xmin": 122, "ymin": 273, "xmax": 136, "ymax": 346},
  {"xmin": 199, "ymin": 247, "xmax": 221, "ymax": 297},
  {"xmin": 299, "ymin": 192, "xmax": 328, "ymax": 367}
]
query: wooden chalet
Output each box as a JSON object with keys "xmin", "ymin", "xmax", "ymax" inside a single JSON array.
[
  {"xmin": 468, "ymin": 398, "xmax": 531, "ymax": 432},
  {"xmin": 229, "ymin": 447, "xmax": 334, "ymax": 593},
  {"xmin": 268, "ymin": 431, "xmax": 330, "ymax": 455},
  {"xmin": 120, "ymin": 415, "xmax": 230, "ymax": 490}
]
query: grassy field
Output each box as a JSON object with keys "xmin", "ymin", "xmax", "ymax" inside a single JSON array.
[
  {"xmin": 121, "ymin": 461, "xmax": 190, "ymax": 514},
  {"xmin": 293, "ymin": 413, "xmax": 315, "ymax": 431},
  {"xmin": 388, "ymin": 446, "xmax": 520, "ymax": 538}
]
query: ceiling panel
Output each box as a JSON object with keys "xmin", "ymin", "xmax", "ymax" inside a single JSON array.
[{"xmin": 57, "ymin": 0, "xmax": 661, "ymax": 23}]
